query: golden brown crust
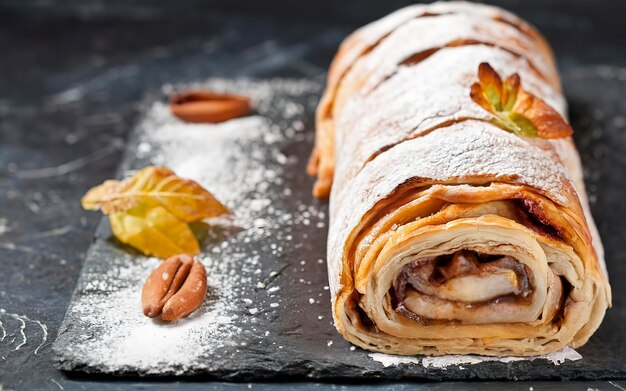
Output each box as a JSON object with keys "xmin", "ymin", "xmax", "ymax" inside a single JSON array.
[
  {"xmin": 309, "ymin": 2, "xmax": 560, "ymax": 198},
  {"xmin": 313, "ymin": 2, "xmax": 610, "ymax": 356}
]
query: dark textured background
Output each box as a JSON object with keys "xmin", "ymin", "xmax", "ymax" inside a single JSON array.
[{"xmin": 1, "ymin": 0, "xmax": 625, "ymax": 389}]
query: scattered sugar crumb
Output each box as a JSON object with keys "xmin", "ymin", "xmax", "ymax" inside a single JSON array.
[
  {"xmin": 369, "ymin": 347, "xmax": 582, "ymax": 369},
  {"xmin": 137, "ymin": 142, "xmax": 152, "ymax": 155},
  {"xmin": 56, "ymin": 78, "xmax": 325, "ymax": 374}
]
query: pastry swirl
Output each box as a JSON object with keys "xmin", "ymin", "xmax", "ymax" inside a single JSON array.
[{"xmin": 310, "ymin": 2, "xmax": 611, "ymax": 356}]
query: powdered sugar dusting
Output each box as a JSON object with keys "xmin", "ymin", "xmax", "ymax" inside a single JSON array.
[
  {"xmin": 67, "ymin": 257, "xmax": 237, "ymax": 372},
  {"xmin": 328, "ymin": 120, "xmax": 572, "ymax": 298},
  {"xmin": 344, "ymin": 13, "xmax": 555, "ymax": 99},
  {"xmin": 369, "ymin": 347, "xmax": 582, "ymax": 369},
  {"xmin": 333, "ymin": 45, "xmax": 565, "ymax": 193},
  {"xmin": 54, "ymin": 78, "xmax": 325, "ymax": 374},
  {"xmin": 368, "ymin": 353, "xmax": 420, "ymax": 367}
]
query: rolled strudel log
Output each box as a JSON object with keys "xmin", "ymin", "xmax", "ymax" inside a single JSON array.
[{"xmin": 309, "ymin": 2, "xmax": 611, "ymax": 356}]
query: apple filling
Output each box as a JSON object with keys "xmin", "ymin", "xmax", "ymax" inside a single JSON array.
[{"xmin": 393, "ymin": 250, "xmax": 532, "ymax": 321}]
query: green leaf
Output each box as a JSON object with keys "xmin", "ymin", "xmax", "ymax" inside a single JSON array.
[
  {"xmin": 509, "ymin": 112, "xmax": 539, "ymax": 137},
  {"xmin": 470, "ymin": 63, "xmax": 571, "ymax": 139}
]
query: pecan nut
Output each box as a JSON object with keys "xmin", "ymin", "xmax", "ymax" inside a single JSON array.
[
  {"xmin": 142, "ymin": 254, "xmax": 208, "ymax": 321},
  {"xmin": 169, "ymin": 90, "xmax": 251, "ymax": 123}
]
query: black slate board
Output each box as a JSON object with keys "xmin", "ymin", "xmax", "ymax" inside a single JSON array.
[
  {"xmin": 52, "ymin": 67, "xmax": 626, "ymax": 380},
  {"xmin": 2, "ymin": 1, "xmax": 626, "ymax": 389}
]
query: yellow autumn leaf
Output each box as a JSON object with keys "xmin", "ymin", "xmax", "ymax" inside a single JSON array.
[
  {"xmin": 82, "ymin": 166, "xmax": 230, "ymax": 219},
  {"xmin": 109, "ymin": 205, "xmax": 200, "ymax": 259},
  {"xmin": 81, "ymin": 166, "xmax": 230, "ymax": 259},
  {"xmin": 81, "ymin": 180, "xmax": 129, "ymax": 211}
]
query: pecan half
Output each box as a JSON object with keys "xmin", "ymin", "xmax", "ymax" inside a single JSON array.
[
  {"xmin": 169, "ymin": 90, "xmax": 251, "ymax": 123},
  {"xmin": 142, "ymin": 254, "xmax": 208, "ymax": 321}
]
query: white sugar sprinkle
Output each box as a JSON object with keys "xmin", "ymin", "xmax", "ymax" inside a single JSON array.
[
  {"xmin": 368, "ymin": 347, "xmax": 582, "ymax": 369},
  {"xmin": 59, "ymin": 78, "xmax": 323, "ymax": 374}
]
